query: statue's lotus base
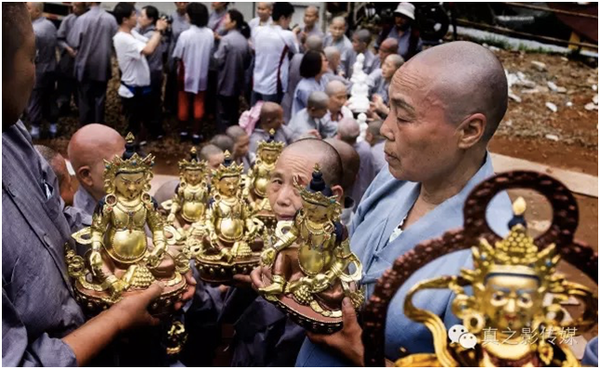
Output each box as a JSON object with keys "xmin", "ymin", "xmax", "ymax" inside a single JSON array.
[
  {"xmin": 73, "ymin": 272, "xmax": 187, "ymax": 317},
  {"xmin": 195, "ymin": 255, "xmax": 260, "ymax": 283},
  {"xmin": 194, "ymin": 236, "xmax": 264, "ymax": 283},
  {"xmin": 273, "ymin": 294, "xmax": 343, "ymax": 334},
  {"xmin": 261, "ymin": 275, "xmax": 345, "ymax": 334}
]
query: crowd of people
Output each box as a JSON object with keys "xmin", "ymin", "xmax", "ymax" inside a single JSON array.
[
  {"xmin": 22, "ymin": 2, "xmax": 419, "ymax": 145},
  {"xmin": 5, "ymin": 1, "xmax": 598, "ymax": 368}
]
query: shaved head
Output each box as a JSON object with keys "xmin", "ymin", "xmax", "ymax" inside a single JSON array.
[
  {"xmin": 305, "ymin": 5, "xmax": 318, "ymax": 15},
  {"xmin": 325, "ymin": 80, "xmax": 346, "ymax": 96},
  {"xmin": 305, "ymin": 34, "xmax": 323, "ymax": 52},
  {"xmin": 337, "ymin": 117, "xmax": 360, "ymax": 144},
  {"xmin": 68, "ymin": 124, "xmax": 125, "ymax": 201},
  {"xmin": 68, "ymin": 124, "xmax": 124, "ymax": 171},
  {"xmin": 282, "ymin": 138, "xmax": 342, "ymax": 187},
  {"xmin": 331, "ymin": 16, "xmax": 346, "ymax": 27},
  {"xmin": 154, "ymin": 179, "xmax": 180, "ymax": 206},
  {"xmin": 386, "ymin": 54, "xmax": 404, "ymax": 68},
  {"xmin": 394, "ymin": 41, "xmax": 507, "ymax": 141},
  {"xmin": 353, "ymin": 29, "xmax": 371, "ymax": 45},
  {"xmin": 380, "ymin": 38, "xmax": 399, "ymax": 53},
  {"xmin": 307, "ymin": 91, "xmax": 329, "ymax": 110},
  {"xmin": 268, "ymin": 138, "xmax": 343, "ymax": 220},
  {"xmin": 324, "ymin": 138, "xmax": 359, "ymax": 192},
  {"xmin": 382, "ymin": 41, "xmax": 507, "ymax": 183},
  {"xmin": 259, "ymin": 102, "xmax": 284, "ymax": 131}
]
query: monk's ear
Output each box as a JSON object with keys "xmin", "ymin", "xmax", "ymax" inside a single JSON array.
[
  {"xmin": 457, "ymin": 113, "xmax": 486, "ymax": 149},
  {"xmin": 76, "ymin": 165, "xmax": 93, "ymax": 187},
  {"xmin": 331, "ymin": 185, "xmax": 344, "ymax": 203}
]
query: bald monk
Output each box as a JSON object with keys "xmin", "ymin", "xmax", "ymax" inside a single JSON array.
[
  {"xmin": 369, "ymin": 53, "xmax": 404, "ymax": 107},
  {"xmin": 324, "ymin": 138, "xmax": 360, "ymax": 226},
  {"xmin": 200, "ymin": 144, "xmax": 225, "ymax": 172},
  {"xmin": 375, "ymin": 37, "xmax": 399, "ymax": 69},
  {"xmin": 296, "ymin": 41, "xmax": 514, "ymax": 366},
  {"xmin": 336, "ymin": 117, "xmax": 375, "ymax": 205},
  {"xmin": 67, "ymin": 124, "xmax": 125, "ymax": 216},
  {"xmin": 345, "ymin": 28, "xmax": 377, "ymax": 79},
  {"xmin": 249, "ymin": 102, "xmax": 293, "ymax": 154},
  {"xmin": 323, "ymin": 80, "xmax": 352, "ymax": 125},
  {"xmin": 35, "ymin": 144, "xmax": 76, "ymax": 206},
  {"xmin": 224, "ymin": 138, "xmax": 344, "ymax": 367}
]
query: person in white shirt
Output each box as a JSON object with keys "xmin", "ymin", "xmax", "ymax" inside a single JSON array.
[
  {"xmin": 252, "ymin": 2, "xmax": 298, "ymax": 105},
  {"xmin": 112, "ymin": 2, "xmax": 166, "ymax": 141},
  {"xmin": 172, "ymin": 2, "xmax": 214, "ymax": 144}
]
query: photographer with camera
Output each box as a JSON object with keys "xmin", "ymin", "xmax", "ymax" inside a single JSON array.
[
  {"xmin": 113, "ymin": 2, "xmax": 167, "ymax": 143},
  {"xmin": 135, "ymin": 5, "xmax": 168, "ymax": 139}
]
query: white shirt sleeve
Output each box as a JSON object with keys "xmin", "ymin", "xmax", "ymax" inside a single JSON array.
[{"xmin": 116, "ymin": 33, "xmax": 146, "ymax": 60}]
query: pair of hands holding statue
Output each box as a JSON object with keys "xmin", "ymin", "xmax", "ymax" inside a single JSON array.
[{"xmin": 231, "ymin": 253, "xmax": 366, "ymax": 367}]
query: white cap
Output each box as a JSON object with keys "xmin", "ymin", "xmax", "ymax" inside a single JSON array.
[{"xmin": 394, "ymin": 2, "xmax": 416, "ymax": 21}]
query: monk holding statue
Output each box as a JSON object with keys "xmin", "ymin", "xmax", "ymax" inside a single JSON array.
[{"xmin": 259, "ymin": 165, "xmax": 364, "ymax": 333}]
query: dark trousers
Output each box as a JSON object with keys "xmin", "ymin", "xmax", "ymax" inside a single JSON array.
[
  {"xmin": 78, "ymin": 79, "xmax": 108, "ymax": 125},
  {"xmin": 164, "ymin": 68, "xmax": 178, "ymax": 114},
  {"xmin": 216, "ymin": 94, "xmax": 240, "ymax": 133},
  {"xmin": 121, "ymin": 90, "xmax": 161, "ymax": 139},
  {"xmin": 26, "ymin": 74, "xmax": 58, "ymax": 127},
  {"xmin": 56, "ymin": 74, "xmax": 77, "ymax": 115},
  {"xmin": 149, "ymin": 71, "xmax": 165, "ymax": 137},
  {"xmin": 251, "ymin": 91, "xmax": 283, "ymax": 106}
]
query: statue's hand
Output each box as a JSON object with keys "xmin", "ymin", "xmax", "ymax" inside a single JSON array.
[
  {"xmin": 144, "ymin": 249, "xmax": 164, "ymax": 268},
  {"xmin": 312, "ymin": 274, "xmax": 330, "ymax": 292},
  {"xmin": 209, "ymin": 233, "xmax": 219, "ymax": 246},
  {"xmin": 167, "ymin": 213, "xmax": 176, "ymax": 224},
  {"xmin": 260, "ymin": 247, "xmax": 276, "ymax": 267},
  {"xmin": 90, "ymin": 250, "xmax": 103, "ymax": 270}
]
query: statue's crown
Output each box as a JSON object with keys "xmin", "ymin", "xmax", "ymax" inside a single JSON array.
[
  {"xmin": 104, "ymin": 132, "xmax": 154, "ymax": 175},
  {"xmin": 212, "ymin": 151, "xmax": 244, "ymax": 180},
  {"xmin": 179, "ymin": 146, "xmax": 206, "ymax": 171},
  {"xmin": 472, "ymin": 197, "xmax": 559, "ymax": 281},
  {"xmin": 294, "ymin": 164, "xmax": 339, "ymax": 209},
  {"xmin": 257, "ymin": 129, "xmax": 285, "ymax": 156}
]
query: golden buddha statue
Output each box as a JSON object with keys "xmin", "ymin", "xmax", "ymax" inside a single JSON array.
[
  {"xmin": 194, "ymin": 151, "xmax": 264, "ymax": 282},
  {"xmin": 361, "ymin": 171, "xmax": 598, "ymax": 367},
  {"xmin": 67, "ymin": 133, "xmax": 188, "ymax": 311},
  {"xmin": 163, "ymin": 147, "xmax": 210, "ymax": 228},
  {"xmin": 244, "ymin": 130, "xmax": 284, "ymax": 234},
  {"xmin": 259, "ymin": 165, "xmax": 364, "ymax": 333}
]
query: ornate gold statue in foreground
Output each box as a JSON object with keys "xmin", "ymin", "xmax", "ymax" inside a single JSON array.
[
  {"xmin": 245, "ymin": 130, "xmax": 284, "ymax": 233},
  {"xmin": 163, "ymin": 147, "xmax": 210, "ymax": 228},
  {"xmin": 193, "ymin": 152, "xmax": 264, "ymax": 282},
  {"xmin": 67, "ymin": 133, "xmax": 189, "ymax": 354},
  {"xmin": 362, "ymin": 171, "xmax": 598, "ymax": 367},
  {"xmin": 259, "ymin": 165, "xmax": 363, "ymax": 333}
]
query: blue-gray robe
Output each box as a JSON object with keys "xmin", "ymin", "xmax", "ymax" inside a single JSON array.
[
  {"xmin": 2, "ymin": 121, "xmax": 86, "ymax": 366},
  {"xmin": 68, "ymin": 5, "xmax": 118, "ymax": 82},
  {"xmin": 295, "ymin": 153, "xmax": 512, "ymax": 366},
  {"xmin": 214, "ymin": 29, "xmax": 251, "ymax": 97}
]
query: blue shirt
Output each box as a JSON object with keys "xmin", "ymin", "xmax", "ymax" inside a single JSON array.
[{"xmin": 295, "ymin": 153, "xmax": 512, "ymax": 366}]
